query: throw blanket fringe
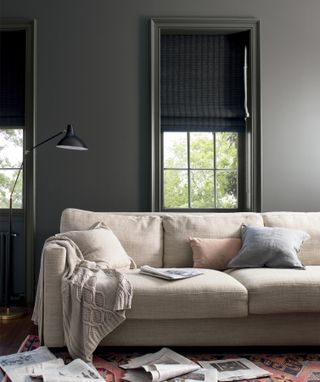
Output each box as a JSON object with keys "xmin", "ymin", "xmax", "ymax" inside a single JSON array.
[{"xmin": 32, "ymin": 235, "xmax": 133, "ymax": 362}]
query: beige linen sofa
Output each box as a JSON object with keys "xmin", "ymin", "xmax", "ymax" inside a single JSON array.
[{"xmin": 42, "ymin": 209, "xmax": 320, "ymax": 348}]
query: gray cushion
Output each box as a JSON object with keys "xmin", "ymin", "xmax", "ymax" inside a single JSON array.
[{"xmin": 227, "ymin": 225, "xmax": 310, "ymax": 269}]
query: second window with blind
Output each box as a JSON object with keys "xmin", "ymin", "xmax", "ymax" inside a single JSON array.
[
  {"xmin": 152, "ymin": 19, "xmax": 261, "ymax": 212},
  {"xmin": 161, "ymin": 33, "xmax": 247, "ymax": 211}
]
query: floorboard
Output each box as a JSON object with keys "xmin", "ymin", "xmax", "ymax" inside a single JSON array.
[{"xmin": 0, "ymin": 309, "xmax": 38, "ymax": 356}]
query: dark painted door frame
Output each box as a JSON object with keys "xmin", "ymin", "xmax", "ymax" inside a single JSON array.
[{"xmin": 0, "ymin": 19, "xmax": 36, "ymax": 306}]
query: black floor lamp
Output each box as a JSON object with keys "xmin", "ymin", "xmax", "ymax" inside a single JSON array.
[{"xmin": 0, "ymin": 124, "xmax": 88, "ymax": 320}]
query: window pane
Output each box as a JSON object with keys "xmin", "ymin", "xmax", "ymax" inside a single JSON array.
[
  {"xmin": 163, "ymin": 169, "xmax": 188, "ymax": 208},
  {"xmin": 163, "ymin": 132, "xmax": 187, "ymax": 168},
  {"xmin": 216, "ymin": 132, "xmax": 238, "ymax": 170},
  {"xmin": 0, "ymin": 129, "xmax": 23, "ymax": 168},
  {"xmin": 190, "ymin": 132, "xmax": 214, "ymax": 169},
  {"xmin": 191, "ymin": 170, "xmax": 214, "ymax": 208},
  {"xmin": 0, "ymin": 169, "xmax": 23, "ymax": 208},
  {"xmin": 216, "ymin": 170, "xmax": 237, "ymax": 208}
]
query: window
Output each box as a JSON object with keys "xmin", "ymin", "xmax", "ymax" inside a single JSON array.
[
  {"xmin": 0, "ymin": 129, "xmax": 23, "ymax": 208},
  {"xmin": 151, "ymin": 18, "xmax": 261, "ymax": 212},
  {"xmin": 163, "ymin": 131, "xmax": 240, "ymax": 209},
  {"xmin": 0, "ymin": 29, "xmax": 26, "ymax": 209}
]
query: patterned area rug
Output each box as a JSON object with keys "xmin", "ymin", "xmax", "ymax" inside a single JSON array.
[{"xmin": 7, "ymin": 335, "xmax": 320, "ymax": 382}]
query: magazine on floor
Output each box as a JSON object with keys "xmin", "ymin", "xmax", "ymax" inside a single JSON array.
[
  {"xmin": 198, "ymin": 358, "xmax": 272, "ymax": 381},
  {"xmin": 121, "ymin": 347, "xmax": 216, "ymax": 382},
  {"xmin": 140, "ymin": 266, "xmax": 204, "ymax": 280},
  {"xmin": 0, "ymin": 346, "xmax": 103, "ymax": 382}
]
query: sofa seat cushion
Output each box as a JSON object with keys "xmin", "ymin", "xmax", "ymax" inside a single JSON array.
[
  {"xmin": 124, "ymin": 269, "xmax": 248, "ymax": 319},
  {"xmin": 227, "ymin": 266, "xmax": 320, "ymax": 314}
]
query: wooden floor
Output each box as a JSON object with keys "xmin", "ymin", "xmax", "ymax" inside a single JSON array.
[{"xmin": 0, "ymin": 309, "xmax": 38, "ymax": 356}]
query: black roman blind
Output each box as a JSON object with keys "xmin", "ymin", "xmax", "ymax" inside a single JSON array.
[
  {"xmin": 0, "ymin": 30, "xmax": 26, "ymax": 127},
  {"xmin": 161, "ymin": 33, "xmax": 249, "ymax": 132}
]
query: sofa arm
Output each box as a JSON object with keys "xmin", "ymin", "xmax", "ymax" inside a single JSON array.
[{"xmin": 42, "ymin": 243, "xmax": 66, "ymax": 347}]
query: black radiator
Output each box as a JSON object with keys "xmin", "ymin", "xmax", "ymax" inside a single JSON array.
[{"xmin": 0, "ymin": 232, "xmax": 10, "ymax": 306}]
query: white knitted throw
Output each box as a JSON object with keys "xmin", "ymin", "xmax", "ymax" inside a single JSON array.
[{"xmin": 32, "ymin": 236, "xmax": 133, "ymax": 362}]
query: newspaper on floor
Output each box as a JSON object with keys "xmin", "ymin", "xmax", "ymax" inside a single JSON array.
[
  {"xmin": 198, "ymin": 358, "xmax": 272, "ymax": 381},
  {"xmin": 8, "ymin": 358, "xmax": 65, "ymax": 382},
  {"xmin": 168, "ymin": 368, "xmax": 217, "ymax": 382},
  {"xmin": 121, "ymin": 347, "xmax": 202, "ymax": 382},
  {"xmin": 31, "ymin": 358, "xmax": 104, "ymax": 382},
  {"xmin": 125, "ymin": 368, "xmax": 217, "ymax": 382},
  {"xmin": 140, "ymin": 266, "xmax": 204, "ymax": 281},
  {"xmin": 0, "ymin": 346, "xmax": 56, "ymax": 382},
  {"xmin": 0, "ymin": 346, "xmax": 103, "ymax": 382}
]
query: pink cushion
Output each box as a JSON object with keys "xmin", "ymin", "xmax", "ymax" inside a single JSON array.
[{"xmin": 190, "ymin": 237, "xmax": 242, "ymax": 270}]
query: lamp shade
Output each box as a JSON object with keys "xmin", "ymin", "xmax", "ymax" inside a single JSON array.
[{"xmin": 56, "ymin": 124, "xmax": 88, "ymax": 150}]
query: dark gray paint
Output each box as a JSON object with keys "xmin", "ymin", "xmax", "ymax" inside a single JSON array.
[{"xmin": 1, "ymin": 0, "xmax": 320, "ymax": 298}]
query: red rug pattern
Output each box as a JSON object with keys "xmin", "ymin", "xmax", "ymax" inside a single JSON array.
[{"xmin": 10, "ymin": 335, "xmax": 320, "ymax": 382}]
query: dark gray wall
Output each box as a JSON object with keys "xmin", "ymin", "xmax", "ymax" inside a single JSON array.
[{"xmin": 1, "ymin": 0, "xmax": 320, "ymax": 287}]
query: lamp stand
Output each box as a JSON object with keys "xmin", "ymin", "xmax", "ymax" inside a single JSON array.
[
  {"xmin": 0, "ymin": 307, "xmax": 26, "ymax": 320},
  {"xmin": 0, "ymin": 132, "xmax": 65, "ymax": 320},
  {"xmin": 0, "ymin": 188, "xmax": 27, "ymax": 320},
  {"xmin": 0, "ymin": 126, "xmax": 87, "ymax": 320}
]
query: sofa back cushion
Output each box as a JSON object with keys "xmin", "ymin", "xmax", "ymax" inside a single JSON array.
[
  {"xmin": 163, "ymin": 213, "xmax": 264, "ymax": 267},
  {"xmin": 263, "ymin": 212, "xmax": 320, "ymax": 265},
  {"xmin": 60, "ymin": 209, "xmax": 163, "ymax": 267}
]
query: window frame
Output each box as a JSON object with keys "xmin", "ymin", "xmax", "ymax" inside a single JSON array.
[{"xmin": 151, "ymin": 17, "xmax": 261, "ymax": 212}]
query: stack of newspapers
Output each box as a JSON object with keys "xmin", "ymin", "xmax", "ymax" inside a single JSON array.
[
  {"xmin": 121, "ymin": 347, "xmax": 272, "ymax": 382},
  {"xmin": 0, "ymin": 347, "xmax": 103, "ymax": 382}
]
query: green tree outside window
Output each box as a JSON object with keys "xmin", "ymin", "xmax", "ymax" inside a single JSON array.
[
  {"xmin": 0, "ymin": 129, "xmax": 23, "ymax": 208},
  {"xmin": 163, "ymin": 132, "xmax": 238, "ymax": 209}
]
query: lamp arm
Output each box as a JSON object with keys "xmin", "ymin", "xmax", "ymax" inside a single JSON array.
[
  {"xmin": 9, "ymin": 161, "xmax": 23, "ymax": 234},
  {"xmin": 25, "ymin": 129, "xmax": 66, "ymax": 154},
  {"xmin": 9, "ymin": 161, "xmax": 24, "ymax": 203},
  {"xmin": 8, "ymin": 129, "xmax": 66, "ymax": 232}
]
